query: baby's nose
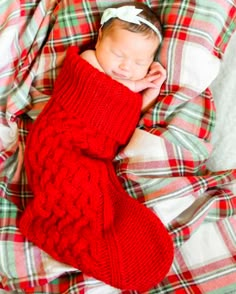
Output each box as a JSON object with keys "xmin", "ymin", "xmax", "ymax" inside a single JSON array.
[{"xmin": 119, "ymin": 60, "xmax": 132, "ymax": 71}]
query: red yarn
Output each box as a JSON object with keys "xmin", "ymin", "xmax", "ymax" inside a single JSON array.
[{"xmin": 19, "ymin": 46, "xmax": 174, "ymax": 291}]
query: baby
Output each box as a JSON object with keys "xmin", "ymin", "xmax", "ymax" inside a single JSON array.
[
  {"xmin": 81, "ymin": 2, "xmax": 166, "ymax": 111},
  {"xmin": 19, "ymin": 2, "xmax": 174, "ymax": 292}
]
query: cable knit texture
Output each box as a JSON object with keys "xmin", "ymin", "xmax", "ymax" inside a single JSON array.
[{"xmin": 19, "ymin": 46, "xmax": 174, "ymax": 292}]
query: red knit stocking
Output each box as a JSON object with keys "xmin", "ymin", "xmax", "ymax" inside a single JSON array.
[{"xmin": 19, "ymin": 47, "xmax": 174, "ymax": 292}]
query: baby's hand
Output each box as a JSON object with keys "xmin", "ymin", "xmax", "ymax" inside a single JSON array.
[
  {"xmin": 141, "ymin": 61, "xmax": 166, "ymax": 112},
  {"xmin": 146, "ymin": 61, "xmax": 166, "ymax": 86},
  {"xmin": 133, "ymin": 62, "xmax": 166, "ymax": 92}
]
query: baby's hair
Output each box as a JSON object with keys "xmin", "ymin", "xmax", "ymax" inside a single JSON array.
[{"xmin": 101, "ymin": 2, "xmax": 162, "ymax": 41}]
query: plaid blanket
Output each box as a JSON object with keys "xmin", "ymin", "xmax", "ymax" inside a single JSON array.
[{"xmin": 1, "ymin": 0, "xmax": 236, "ymax": 293}]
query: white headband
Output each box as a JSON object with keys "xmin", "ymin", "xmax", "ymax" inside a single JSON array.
[{"xmin": 100, "ymin": 6, "xmax": 162, "ymax": 42}]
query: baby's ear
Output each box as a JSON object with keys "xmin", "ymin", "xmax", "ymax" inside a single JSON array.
[{"xmin": 95, "ymin": 28, "xmax": 103, "ymax": 48}]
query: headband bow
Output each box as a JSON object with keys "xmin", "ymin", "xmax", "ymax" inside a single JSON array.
[{"xmin": 100, "ymin": 6, "xmax": 162, "ymax": 42}]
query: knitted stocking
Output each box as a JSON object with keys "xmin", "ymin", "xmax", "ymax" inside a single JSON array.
[{"xmin": 19, "ymin": 47, "xmax": 174, "ymax": 292}]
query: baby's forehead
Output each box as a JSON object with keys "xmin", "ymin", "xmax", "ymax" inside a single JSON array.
[
  {"xmin": 108, "ymin": 27, "xmax": 159, "ymax": 54},
  {"xmin": 104, "ymin": 21, "xmax": 159, "ymax": 43}
]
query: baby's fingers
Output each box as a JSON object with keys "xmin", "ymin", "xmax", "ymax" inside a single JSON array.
[
  {"xmin": 146, "ymin": 81, "xmax": 161, "ymax": 89},
  {"xmin": 148, "ymin": 62, "xmax": 167, "ymax": 78},
  {"xmin": 146, "ymin": 73, "xmax": 161, "ymax": 82}
]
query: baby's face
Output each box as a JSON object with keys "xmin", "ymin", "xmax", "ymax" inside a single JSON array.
[{"xmin": 95, "ymin": 24, "xmax": 159, "ymax": 81}]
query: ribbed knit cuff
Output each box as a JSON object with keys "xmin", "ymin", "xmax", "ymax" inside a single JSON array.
[{"xmin": 52, "ymin": 46, "xmax": 142, "ymax": 146}]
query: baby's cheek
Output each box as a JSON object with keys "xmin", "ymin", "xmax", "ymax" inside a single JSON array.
[{"xmin": 134, "ymin": 68, "xmax": 149, "ymax": 80}]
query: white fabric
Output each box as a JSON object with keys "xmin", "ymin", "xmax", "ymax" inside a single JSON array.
[
  {"xmin": 207, "ymin": 32, "xmax": 236, "ymax": 171},
  {"xmin": 181, "ymin": 42, "xmax": 220, "ymax": 92}
]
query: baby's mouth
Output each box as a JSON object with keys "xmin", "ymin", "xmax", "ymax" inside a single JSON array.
[{"xmin": 112, "ymin": 71, "xmax": 129, "ymax": 80}]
